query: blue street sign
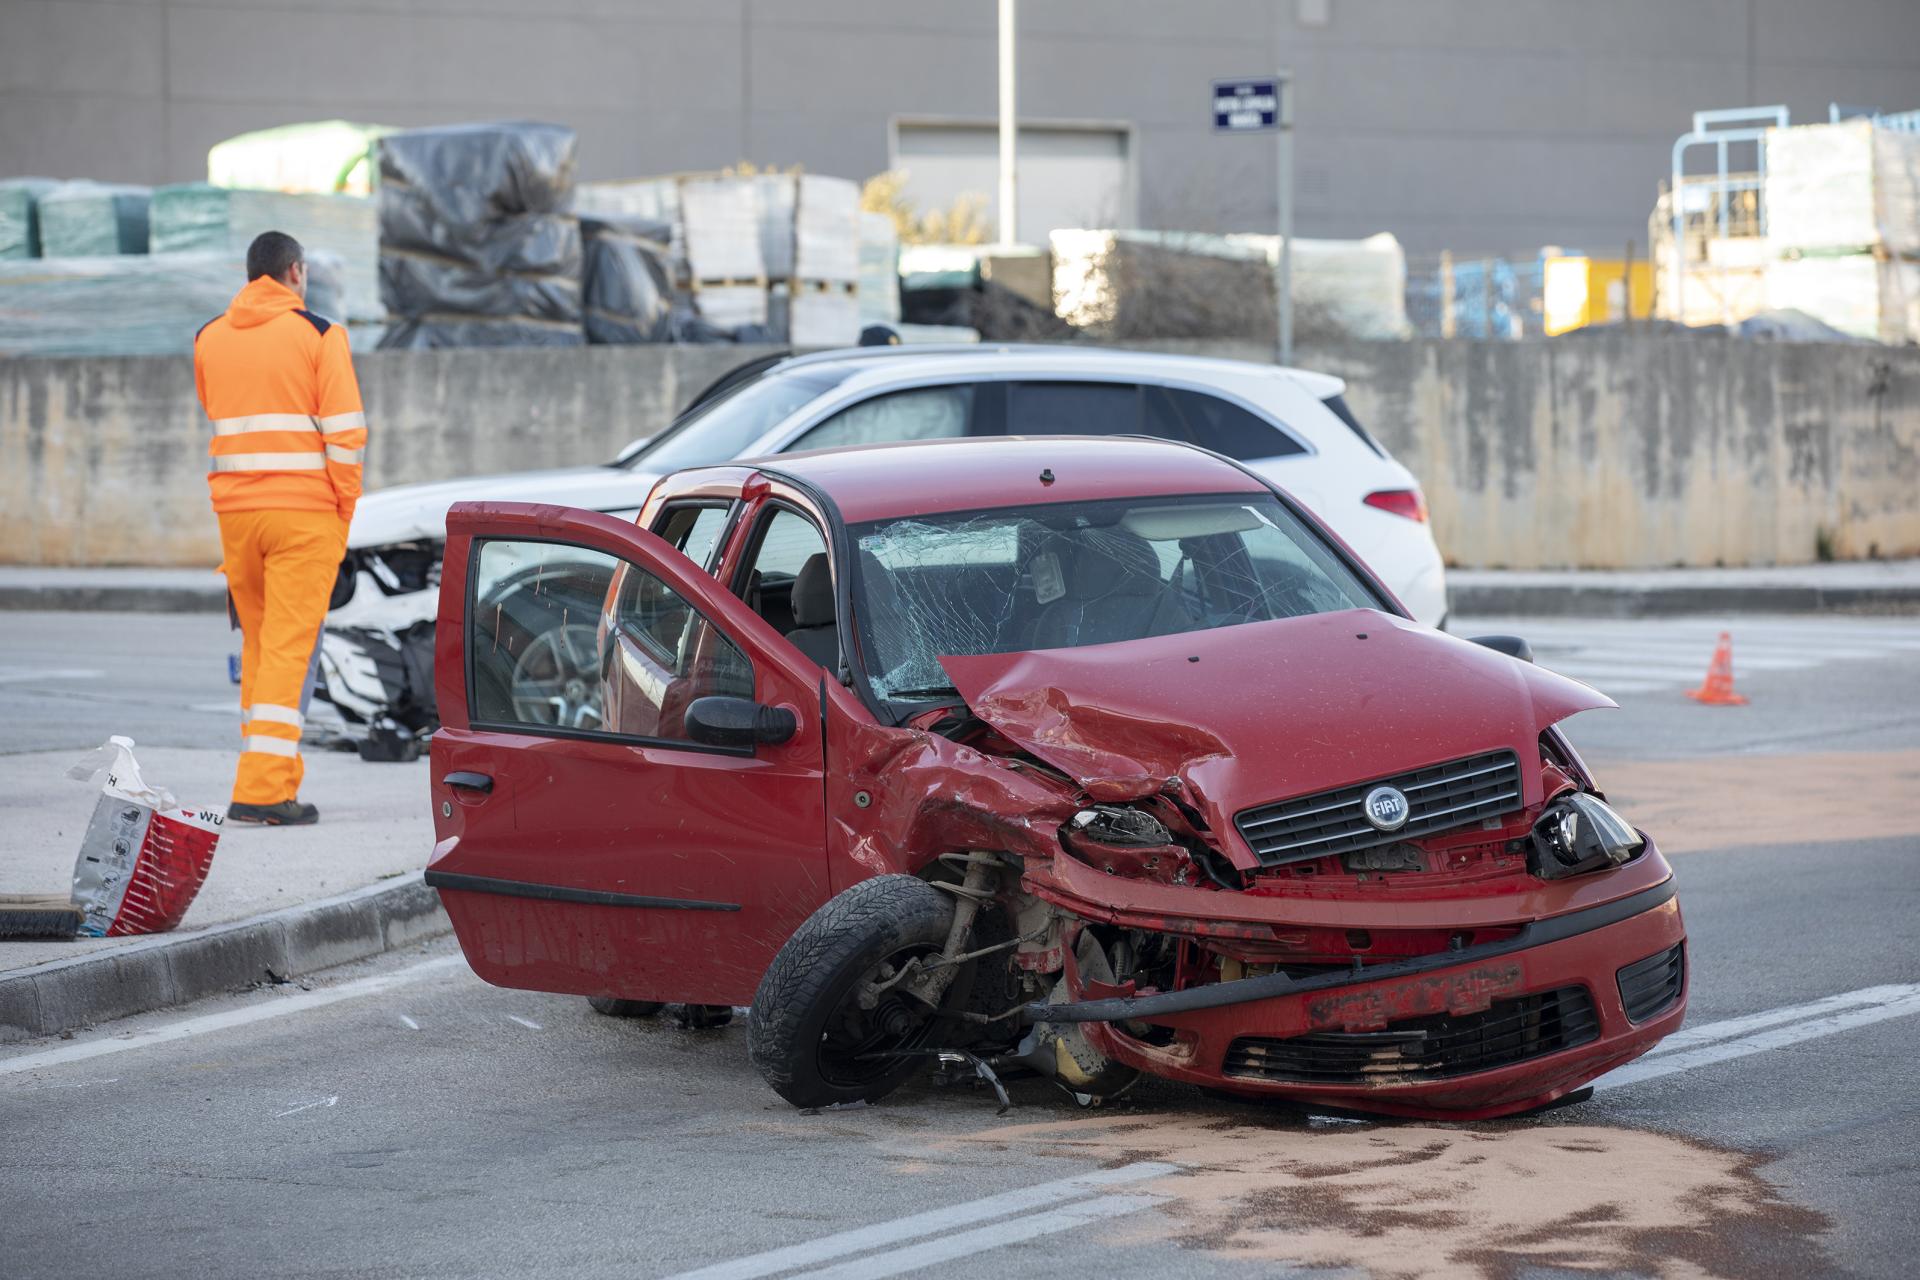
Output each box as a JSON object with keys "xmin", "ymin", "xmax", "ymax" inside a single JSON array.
[{"xmin": 1213, "ymin": 79, "xmax": 1279, "ymax": 131}]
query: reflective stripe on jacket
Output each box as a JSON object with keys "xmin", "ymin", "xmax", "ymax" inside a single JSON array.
[{"xmin": 195, "ymin": 275, "xmax": 367, "ymax": 521}]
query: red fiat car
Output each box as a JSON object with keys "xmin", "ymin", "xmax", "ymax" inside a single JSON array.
[{"xmin": 426, "ymin": 436, "xmax": 1685, "ymax": 1119}]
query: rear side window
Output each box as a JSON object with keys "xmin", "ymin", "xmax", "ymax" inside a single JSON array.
[
  {"xmin": 1008, "ymin": 381, "xmax": 1143, "ymax": 437},
  {"xmin": 791, "ymin": 384, "xmax": 975, "ymax": 451},
  {"xmin": 1322, "ymin": 393, "xmax": 1386, "ymax": 458},
  {"xmin": 1144, "ymin": 386, "xmax": 1304, "ymax": 460},
  {"xmin": 651, "ymin": 503, "xmax": 731, "ymax": 573}
]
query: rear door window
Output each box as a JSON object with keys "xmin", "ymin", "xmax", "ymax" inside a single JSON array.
[
  {"xmin": 1144, "ymin": 386, "xmax": 1305, "ymax": 460},
  {"xmin": 1008, "ymin": 381, "xmax": 1143, "ymax": 438}
]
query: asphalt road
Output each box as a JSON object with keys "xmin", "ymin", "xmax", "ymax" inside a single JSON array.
[{"xmin": 2, "ymin": 610, "xmax": 1917, "ymax": 1279}]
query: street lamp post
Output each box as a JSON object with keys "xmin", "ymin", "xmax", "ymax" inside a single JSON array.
[{"xmin": 998, "ymin": 0, "xmax": 1018, "ymax": 245}]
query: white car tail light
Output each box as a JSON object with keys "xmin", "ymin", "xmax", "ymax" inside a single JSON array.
[{"xmin": 1363, "ymin": 488, "xmax": 1428, "ymax": 522}]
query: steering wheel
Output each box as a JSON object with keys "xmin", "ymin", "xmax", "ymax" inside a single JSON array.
[{"xmin": 510, "ymin": 624, "xmax": 605, "ymax": 730}]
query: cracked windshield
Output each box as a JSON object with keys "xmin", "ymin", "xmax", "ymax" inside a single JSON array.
[{"xmin": 853, "ymin": 493, "xmax": 1379, "ymax": 701}]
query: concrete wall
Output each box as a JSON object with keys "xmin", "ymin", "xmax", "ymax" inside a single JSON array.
[
  {"xmin": 5, "ymin": 2, "xmax": 1920, "ymax": 254},
  {"xmin": 5, "ymin": 338, "xmax": 1917, "ymax": 571}
]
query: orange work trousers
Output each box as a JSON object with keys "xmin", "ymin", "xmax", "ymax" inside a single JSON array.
[{"xmin": 218, "ymin": 510, "xmax": 346, "ymax": 805}]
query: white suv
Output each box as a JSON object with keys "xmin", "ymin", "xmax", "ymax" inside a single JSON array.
[{"xmin": 339, "ymin": 345, "xmax": 1447, "ymax": 625}]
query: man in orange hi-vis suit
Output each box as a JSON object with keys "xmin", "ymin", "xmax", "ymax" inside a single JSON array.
[{"xmin": 195, "ymin": 231, "xmax": 367, "ymax": 826}]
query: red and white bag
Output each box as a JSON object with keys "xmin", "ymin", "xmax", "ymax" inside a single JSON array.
[{"xmin": 67, "ymin": 736, "xmax": 222, "ymax": 937}]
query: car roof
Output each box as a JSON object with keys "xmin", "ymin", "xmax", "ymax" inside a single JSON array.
[
  {"xmin": 683, "ymin": 435, "xmax": 1271, "ymax": 524},
  {"xmin": 762, "ymin": 343, "xmax": 1346, "ymax": 400}
]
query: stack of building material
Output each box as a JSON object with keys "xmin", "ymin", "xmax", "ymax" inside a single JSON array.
[
  {"xmin": 680, "ymin": 176, "xmax": 768, "ymax": 333},
  {"xmin": 789, "ymin": 177, "xmax": 860, "ymax": 345},
  {"xmin": 375, "ymin": 122, "xmax": 583, "ymax": 349},
  {"xmin": 580, "ymin": 216, "xmax": 675, "ymax": 344},
  {"xmin": 150, "ymin": 183, "xmax": 380, "ymax": 322},
  {"xmin": 36, "ymin": 182, "xmax": 151, "ymax": 256},
  {"xmin": 0, "ymin": 252, "xmax": 241, "ymax": 356},
  {"xmin": 573, "ymin": 171, "xmax": 864, "ymax": 343},
  {"xmin": 1763, "ymin": 119, "xmax": 1920, "ymax": 342},
  {"xmin": 0, "ymin": 178, "xmax": 57, "ymax": 258}
]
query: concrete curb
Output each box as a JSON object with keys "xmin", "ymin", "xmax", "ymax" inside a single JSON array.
[
  {"xmin": 0, "ymin": 582, "xmax": 226, "ymax": 613},
  {"xmin": 0, "ymin": 873, "xmax": 447, "ymax": 1042},
  {"xmin": 1449, "ymin": 582, "xmax": 1920, "ymax": 618}
]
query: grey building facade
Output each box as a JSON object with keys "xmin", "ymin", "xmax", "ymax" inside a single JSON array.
[{"xmin": 5, "ymin": 0, "xmax": 1920, "ymax": 254}]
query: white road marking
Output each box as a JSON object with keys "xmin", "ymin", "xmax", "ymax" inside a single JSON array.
[
  {"xmin": 276, "ymin": 1095, "xmax": 338, "ymax": 1118},
  {"xmin": 1643, "ymin": 983, "xmax": 1920, "ymax": 1057},
  {"xmin": 398, "ymin": 1015, "xmax": 421, "ymax": 1031},
  {"xmin": 0, "ymin": 955, "xmax": 465, "ymax": 1078},
  {"xmin": 790, "ymin": 1194, "xmax": 1168, "ymax": 1280},
  {"xmin": 506, "ymin": 1015, "xmax": 542, "ymax": 1030},
  {"xmin": 1598, "ymin": 985, "xmax": 1920, "ymax": 1091},
  {"xmin": 666, "ymin": 1162, "xmax": 1181, "ymax": 1280},
  {"xmin": 0, "ymin": 667, "xmax": 104, "ymax": 684}
]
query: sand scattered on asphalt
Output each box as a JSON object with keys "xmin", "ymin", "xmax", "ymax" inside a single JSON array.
[
  {"xmin": 944, "ymin": 1111, "xmax": 1829, "ymax": 1278},
  {"xmin": 1600, "ymin": 748, "xmax": 1920, "ymax": 853}
]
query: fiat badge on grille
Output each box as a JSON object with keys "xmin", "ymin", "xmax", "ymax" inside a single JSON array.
[{"xmin": 1363, "ymin": 785, "xmax": 1410, "ymax": 832}]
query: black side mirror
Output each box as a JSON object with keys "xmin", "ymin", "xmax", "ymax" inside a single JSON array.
[
  {"xmin": 1469, "ymin": 634, "xmax": 1534, "ymax": 663},
  {"xmin": 684, "ymin": 695, "xmax": 798, "ymax": 748}
]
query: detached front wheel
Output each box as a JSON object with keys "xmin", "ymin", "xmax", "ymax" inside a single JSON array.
[{"xmin": 749, "ymin": 875, "xmax": 958, "ymax": 1110}]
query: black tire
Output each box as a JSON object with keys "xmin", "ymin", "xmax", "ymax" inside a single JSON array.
[
  {"xmin": 677, "ymin": 1003, "xmax": 734, "ymax": 1030},
  {"xmin": 356, "ymin": 727, "xmax": 421, "ymax": 763},
  {"xmin": 587, "ymin": 996, "xmax": 665, "ymax": 1018},
  {"xmin": 749, "ymin": 874, "xmax": 958, "ymax": 1110}
]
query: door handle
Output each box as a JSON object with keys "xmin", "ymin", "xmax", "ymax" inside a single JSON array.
[{"xmin": 443, "ymin": 771, "xmax": 494, "ymax": 794}]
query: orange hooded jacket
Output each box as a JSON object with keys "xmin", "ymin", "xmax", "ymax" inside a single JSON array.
[{"xmin": 194, "ymin": 276, "xmax": 366, "ymax": 523}]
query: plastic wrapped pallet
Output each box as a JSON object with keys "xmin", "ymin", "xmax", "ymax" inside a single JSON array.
[
  {"xmin": 0, "ymin": 178, "xmax": 57, "ymax": 258},
  {"xmin": 0, "ymin": 252, "xmax": 241, "ymax": 356},
  {"xmin": 374, "ymin": 123, "xmax": 581, "ymax": 345},
  {"xmin": 376, "ymin": 122, "xmax": 575, "ymax": 227},
  {"xmin": 1052, "ymin": 229, "xmax": 1274, "ymax": 341},
  {"xmin": 691, "ymin": 282, "xmax": 769, "ymax": 331},
  {"xmin": 37, "ymin": 182, "xmax": 151, "ymax": 256},
  {"xmin": 150, "ymin": 183, "xmax": 379, "ymax": 320},
  {"xmin": 1765, "ymin": 120, "xmax": 1920, "ymax": 257},
  {"xmin": 378, "ymin": 215, "xmax": 581, "ymax": 321},
  {"xmin": 1226, "ymin": 231, "xmax": 1413, "ymax": 340},
  {"xmin": 581, "ymin": 216, "xmax": 674, "ymax": 343},
  {"xmin": 858, "ymin": 211, "xmax": 901, "ymax": 325}
]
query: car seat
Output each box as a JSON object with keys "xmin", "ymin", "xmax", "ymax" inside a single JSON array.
[
  {"xmin": 784, "ymin": 553, "xmax": 840, "ymax": 671},
  {"xmin": 1028, "ymin": 527, "xmax": 1193, "ymax": 649}
]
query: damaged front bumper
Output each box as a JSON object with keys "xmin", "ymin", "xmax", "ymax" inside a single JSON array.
[{"xmin": 1022, "ymin": 841, "xmax": 1685, "ymax": 1119}]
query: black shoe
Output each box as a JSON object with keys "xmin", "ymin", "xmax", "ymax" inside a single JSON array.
[{"xmin": 227, "ymin": 800, "xmax": 320, "ymax": 826}]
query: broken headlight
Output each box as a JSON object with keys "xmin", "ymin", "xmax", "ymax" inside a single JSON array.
[{"xmin": 1529, "ymin": 793, "xmax": 1645, "ymax": 880}]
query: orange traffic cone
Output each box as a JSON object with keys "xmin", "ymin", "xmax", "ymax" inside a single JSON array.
[{"xmin": 1686, "ymin": 631, "xmax": 1748, "ymax": 705}]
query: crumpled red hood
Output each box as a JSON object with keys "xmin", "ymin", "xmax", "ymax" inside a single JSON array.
[{"xmin": 940, "ymin": 610, "xmax": 1613, "ymax": 852}]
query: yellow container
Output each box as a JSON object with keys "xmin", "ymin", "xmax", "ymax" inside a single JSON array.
[{"xmin": 1543, "ymin": 256, "xmax": 1655, "ymax": 334}]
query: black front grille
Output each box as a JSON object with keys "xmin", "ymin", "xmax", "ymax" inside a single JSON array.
[
  {"xmin": 1234, "ymin": 750, "xmax": 1523, "ymax": 867},
  {"xmin": 1616, "ymin": 942, "xmax": 1686, "ymax": 1022},
  {"xmin": 1222, "ymin": 986, "xmax": 1599, "ymax": 1085}
]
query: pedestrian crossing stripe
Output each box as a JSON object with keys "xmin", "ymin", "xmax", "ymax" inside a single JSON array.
[{"xmin": 1450, "ymin": 617, "xmax": 1920, "ymax": 699}]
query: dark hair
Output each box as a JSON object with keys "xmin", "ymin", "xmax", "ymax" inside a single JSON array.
[{"xmin": 246, "ymin": 231, "xmax": 304, "ymax": 282}]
